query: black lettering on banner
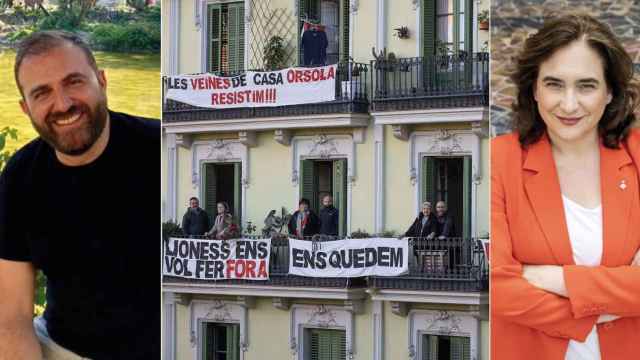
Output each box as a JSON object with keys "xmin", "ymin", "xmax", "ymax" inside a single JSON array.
[
  {"xmin": 303, "ymin": 249, "xmax": 316, "ymax": 269},
  {"xmin": 353, "ymin": 248, "xmax": 365, "ymax": 268},
  {"xmin": 201, "ymin": 244, "xmax": 210, "ymax": 260},
  {"xmin": 365, "ymin": 248, "xmax": 377, "ymax": 267},
  {"xmin": 214, "ymin": 260, "xmax": 225, "ymax": 278},
  {"xmin": 165, "ymin": 239, "xmax": 178, "ymax": 256},
  {"xmin": 221, "ymin": 241, "xmax": 231, "ymax": 259},
  {"xmin": 182, "ymin": 259, "xmax": 193, "ymax": 276},
  {"xmin": 189, "ymin": 241, "xmax": 200, "ymax": 259},
  {"xmin": 390, "ymin": 247, "xmax": 403, "ymax": 267},
  {"xmin": 209, "ymin": 242, "xmax": 220, "ymax": 259},
  {"xmin": 178, "ymin": 240, "xmax": 189, "ymax": 257},
  {"xmin": 292, "ymin": 248, "xmax": 305, "ymax": 267},
  {"xmin": 195, "ymin": 260, "xmax": 204, "ymax": 278},
  {"xmin": 164, "ymin": 256, "xmax": 176, "ymax": 273},
  {"xmin": 316, "ymin": 252, "xmax": 327, "ymax": 269},
  {"xmin": 340, "ymin": 249, "xmax": 352, "ymax": 268},
  {"xmin": 245, "ymin": 241, "xmax": 258, "ymax": 259},
  {"xmin": 378, "ymin": 247, "xmax": 390, "ymax": 266},
  {"xmin": 257, "ymin": 241, "xmax": 269, "ymax": 259},
  {"xmin": 329, "ymin": 251, "xmax": 341, "ymax": 268}
]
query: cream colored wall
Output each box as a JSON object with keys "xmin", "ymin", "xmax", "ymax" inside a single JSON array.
[
  {"xmin": 384, "ymin": 301, "xmax": 410, "ymax": 359},
  {"xmin": 175, "ymin": 303, "xmax": 192, "ymax": 360},
  {"xmin": 478, "ymin": 137, "xmax": 489, "ymax": 236},
  {"xmin": 351, "ymin": 124, "xmax": 375, "ymax": 233},
  {"xmin": 383, "ymin": 126, "xmax": 414, "ymax": 234},
  {"xmin": 481, "ymin": 319, "xmax": 489, "ymax": 360},
  {"xmin": 245, "ymin": 297, "xmax": 293, "ymax": 360},
  {"xmin": 179, "ymin": 0, "xmax": 202, "ymax": 74},
  {"xmin": 245, "ymin": 131, "xmax": 297, "ymax": 230},
  {"xmin": 161, "ymin": 0, "xmax": 171, "ymax": 75},
  {"xmin": 385, "ymin": 0, "xmax": 419, "ymax": 58},
  {"xmin": 354, "ymin": 300, "xmax": 374, "ymax": 360},
  {"xmin": 161, "ymin": 133, "xmax": 167, "ymax": 219},
  {"xmin": 176, "ymin": 145, "xmax": 195, "ymax": 217},
  {"xmin": 351, "ymin": 0, "xmax": 377, "ymax": 63}
]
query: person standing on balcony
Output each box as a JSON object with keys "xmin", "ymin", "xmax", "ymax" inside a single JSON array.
[
  {"xmin": 206, "ymin": 201, "xmax": 239, "ymax": 240},
  {"xmin": 404, "ymin": 201, "xmax": 437, "ymax": 239},
  {"xmin": 319, "ymin": 195, "xmax": 339, "ymax": 238},
  {"xmin": 288, "ymin": 198, "xmax": 320, "ymax": 239},
  {"xmin": 435, "ymin": 201, "xmax": 456, "ymax": 239},
  {"xmin": 181, "ymin": 196, "xmax": 210, "ymax": 237},
  {"xmin": 492, "ymin": 14, "xmax": 640, "ymax": 360}
]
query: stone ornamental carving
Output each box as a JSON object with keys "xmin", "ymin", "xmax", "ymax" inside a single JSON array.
[
  {"xmin": 206, "ymin": 140, "xmax": 234, "ymax": 161},
  {"xmin": 427, "ymin": 130, "xmax": 464, "ymax": 155},
  {"xmin": 350, "ymin": 0, "xmax": 359, "ymax": 14},
  {"xmin": 306, "ymin": 305, "xmax": 339, "ymax": 328},
  {"xmin": 309, "ymin": 135, "xmax": 339, "ymax": 159},
  {"xmin": 204, "ymin": 300, "xmax": 234, "ymax": 322},
  {"xmin": 411, "ymin": 0, "xmax": 419, "ymax": 10},
  {"xmin": 424, "ymin": 310, "xmax": 463, "ymax": 335}
]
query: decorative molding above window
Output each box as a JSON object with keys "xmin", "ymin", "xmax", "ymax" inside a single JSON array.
[
  {"xmin": 290, "ymin": 304, "xmax": 356, "ymax": 360},
  {"xmin": 408, "ymin": 310, "xmax": 480, "ymax": 360}
]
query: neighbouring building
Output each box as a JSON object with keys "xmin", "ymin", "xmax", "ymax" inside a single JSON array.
[{"xmin": 162, "ymin": 1, "xmax": 490, "ymax": 359}]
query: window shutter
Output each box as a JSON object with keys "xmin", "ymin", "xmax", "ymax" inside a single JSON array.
[
  {"xmin": 422, "ymin": 0, "xmax": 436, "ymax": 56},
  {"xmin": 340, "ymin": 0, "xmax": 350, "ymax": 62},
  {"xmin": 300, "ymin": 160, "xmax": 317, "ymax": 212},
  {"xmin": 332, "ymin": 159, "xmax": 347, "ymax": 237},
  {"xmin": 422, "ymin": 157, "xmax": 435, "ymax": 204},
  {"xmin": 208, "ymin": 4, "xmax": 222, "ymax": 72},
  {"xmin": 227, "ymin": 2, "xmax": 245, "ymax": 73},
  {"xmin": 226, "ymin": 324, "xmax": 240, "ymax": 360},
  {"xmin": 450, "ymin": 336, "xmax": 471, "ymax": 360},
  {"xmin": 233, "ymin": 162, "xmax": 242, "ymax": 226},
  {"xmin": 310, "ymin": 329, "xmax": 346, "ymax": 360},
  {"xmin": 203, "ymin": 163, "xmax": 217, "ymax": 225},
  {"xmin": 462, "ymin": 156, "xmax": 471, "ymax": 238}
]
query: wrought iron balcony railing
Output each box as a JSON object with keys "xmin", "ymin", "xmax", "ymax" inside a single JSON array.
[
  {"xmin": 162, "ymin": 235, "xmax": 488, "ymax": 292},
  {"xmin": 370, "ymin": 52, "xmax": 490, "ymax": 112},
  {"xmin": 162, "ymin": 62, "xmax": 370, "ymax": 123}
]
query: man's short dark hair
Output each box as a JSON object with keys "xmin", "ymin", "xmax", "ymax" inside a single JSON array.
[
  {"xmin": 299, "ymin": 198, "xmax": 310, "ymax": 206},
  {"xmin": 512, "ymin": 13, "xmax": 640, "ymax": 149},
  {"xmin": 14, "ymin": 30, "xmax": 99, "ymax": 97},
  {"xmin": 190, "ymin": 197, "xmax": 199, "ymax": 202}
]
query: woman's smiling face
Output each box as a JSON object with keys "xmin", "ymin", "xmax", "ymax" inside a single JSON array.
[{"xmin": 534, "ymin": 39, "xmax": 613, "ymax": 144}]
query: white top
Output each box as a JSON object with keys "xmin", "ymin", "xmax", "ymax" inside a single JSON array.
[{"xmin": 562, "ymin": 195, "xmax": 602, "ymax": 360}]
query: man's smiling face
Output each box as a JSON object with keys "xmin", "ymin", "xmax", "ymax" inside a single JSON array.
[{"xmin": 17, "ymin": 43, "xmax": 108, "ymax": 156}]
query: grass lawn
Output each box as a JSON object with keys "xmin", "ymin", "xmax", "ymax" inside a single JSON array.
[{"xmin": 0, "ymin": 49, "xmax": 160, "ymax": 153}]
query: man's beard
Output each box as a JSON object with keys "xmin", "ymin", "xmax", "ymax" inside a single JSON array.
[{"xmin": 31, "ymin": 98, "xmax": 108, "ymax": 156}]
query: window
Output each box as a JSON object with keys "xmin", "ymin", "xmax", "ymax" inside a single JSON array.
[
  {"xmin": 201, "ymin": 323, "xmax": 240, "ymax": 360},
  {"xmin": 422, "ymin": 156, "xmax": 472, "ymax": 238},
  {"xmin": 208, "ymin": 2, "xmax": 245, "ymax": 73},
  {"xmin": 423, "ymin": 0, "xmax": 472, "ymax": 56},
  {"xmin": 202, "ymin": 162, "xmax": 242, "ymax": 226},
  {"xmin": 299, "ymin": 0, "xmax": 349, "ymax": 65},
  {"xmin": 421, "ymin": 334, "xmax": 470, "ymax": 360},
  {"xmin": 299, "ymin": 159, "xmax": 347, "ymax": 236},
  {"xmin": 305, "ymin": 328, "xmax": 346, "ymax": 360}
]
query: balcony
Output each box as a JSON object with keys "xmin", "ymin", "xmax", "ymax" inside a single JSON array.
[
  {"xmin": 162, "ymin": 62, "xmax": 370, "ymax": 127},
  {"xmin": 162, "ymin": 235, "xmax": 488, "ymax": 294},
  {"xmin": 370, "ymin": 53, "xmax": 489, "ymax": 112}
]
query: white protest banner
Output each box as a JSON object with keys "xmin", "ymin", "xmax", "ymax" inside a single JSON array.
[
  {"xmin": 288, "ymin": 238, "xmax": 409, "ymax": 277},
  {"xmin": 165, "ymin": 64, "xmax": 337, "ymax": 109},
  {"xmin": 163, "ymin": 237, "xmax": 271, "ymax": 280}
]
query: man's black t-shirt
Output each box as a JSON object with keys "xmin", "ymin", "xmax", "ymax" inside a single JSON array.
[{"xmin": 0, "ymin": 111, "xmax": 160, "ymax": 359}]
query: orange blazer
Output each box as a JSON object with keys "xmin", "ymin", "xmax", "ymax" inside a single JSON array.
[{"xmin": 491, "ymin": 131, "xmax": 640, "ymax": 360}]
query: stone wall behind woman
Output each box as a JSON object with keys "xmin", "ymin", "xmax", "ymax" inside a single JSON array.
[{"xmin": 490, "ymin": 0, "xmax": 640, "ymax": 136}]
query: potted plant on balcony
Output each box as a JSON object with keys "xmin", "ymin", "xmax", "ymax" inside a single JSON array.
[
  {"xmin": 263, "ymin": 35, "xmax": 287, "ymax": 70},
  {"xmin": 478, "ymin": 10, "xmax": 489, "ymax": 31},
  {"xmin": 372, "ymin": 47, "xmax": 398, "ymax": 72}
]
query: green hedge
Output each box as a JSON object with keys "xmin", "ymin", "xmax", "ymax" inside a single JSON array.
[{"xmin": 90, "ymin": 22, "xmax": 160, "ymax": 52}]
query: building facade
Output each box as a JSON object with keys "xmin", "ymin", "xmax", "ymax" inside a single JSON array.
[{"xmin": 162, "ymin": 1, "xmax": 490, "ymax": 359}]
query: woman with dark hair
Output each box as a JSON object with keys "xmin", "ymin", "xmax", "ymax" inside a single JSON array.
[
  {"xmin": 206, "ymin": 202, "xmax": 239, "ymax": 240},
  {"xmin": 492, "ymin": 14, "xmax": 640, "ymax": 360}
]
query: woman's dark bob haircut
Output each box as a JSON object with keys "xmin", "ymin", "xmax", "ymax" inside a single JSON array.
[{"xmin": 512, "ymin": 13, "xmax": 639, "ymax": 148}]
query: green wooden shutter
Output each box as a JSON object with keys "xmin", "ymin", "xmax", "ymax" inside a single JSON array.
[
  {"xmin": 203, "ymin": 163, "xmax": 217, "ymax": 226},
  {"xmin": 450, "ymin": 336, "xmax": 471, "ymax": 360},
  {"xmin": 422, "ymin": 334, "xmax": 439, "ymax": 360},
  {"xmin": 208, "ymin": 4, "xmax": 222, "ymax": 72},
  {"xmin": 422, "ymin": 157, "xmax": 435, "ymax": 204},
  {"xmin": 233, "ymin": 163, "xmax": 242, "ymax": 226},
  {"xmin": 300, "ymin": 160, "xmax": 317, "ymax": 212},
  {"xmin": 310, "ymin": 329, "xmax": 346, "ymax": 360},
  {"xmin": 333, "ymin": 159, "xmax": 348, "ymax": 237},
  {"xmin": 422, "ymin": 0, "xmax": 436, "ymax": 56},
  {"xmin": 340, "ymin": 0, "xmax": 349, "ymax": 62},
  {"xmin": 227, "ymin": 2, "xmax": 245, "ymax": 73},
  {"xmin": 462, "ymin": 156, "xmax": 471, "ymax": 239},
  {"xmin": 226, "ymin": 324, "xmax": 240, "ymax": 360}
]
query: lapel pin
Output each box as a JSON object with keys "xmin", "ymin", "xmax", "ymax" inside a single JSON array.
[{"xmin": 620, "ymin": 180, "xmax": 627, "ymax": 190}]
